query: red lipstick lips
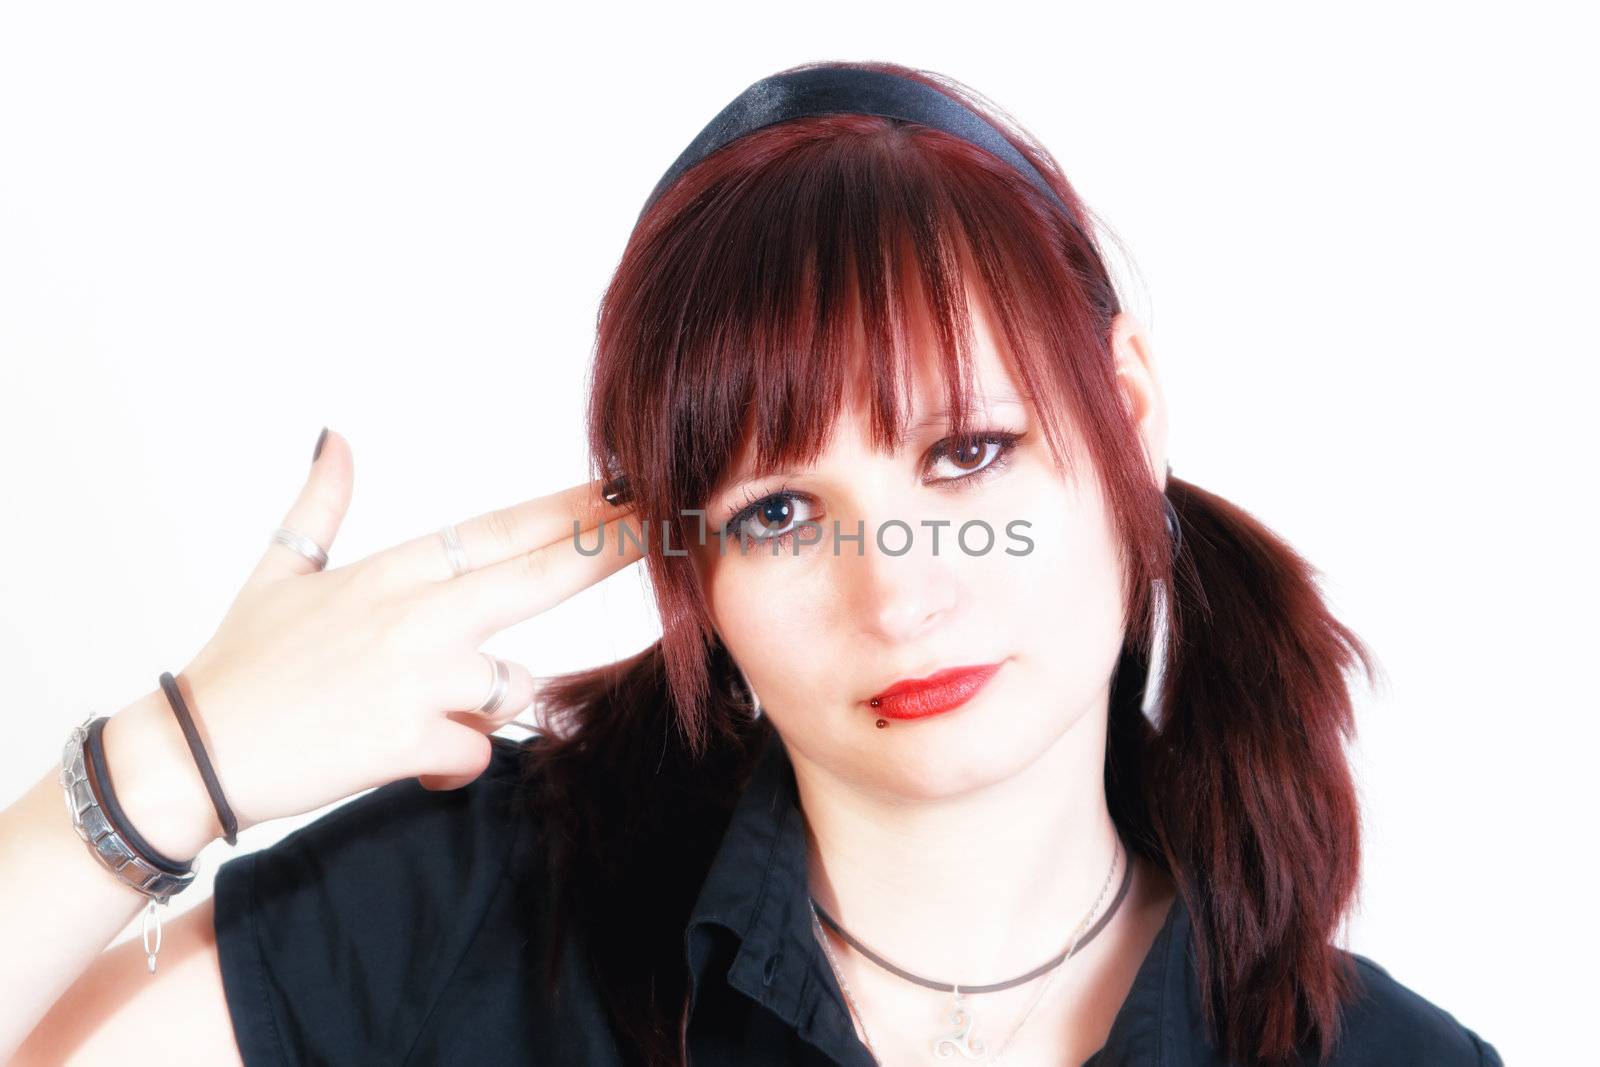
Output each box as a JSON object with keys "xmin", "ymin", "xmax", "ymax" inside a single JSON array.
[{"xmin": 866, "ymin": 662, "xmax": 1004, "ymax": 721}]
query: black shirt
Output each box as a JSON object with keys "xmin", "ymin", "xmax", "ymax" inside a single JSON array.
[{"xmin": 212, "ymin": 729, "xmax": 1504, "ymax": 1065}]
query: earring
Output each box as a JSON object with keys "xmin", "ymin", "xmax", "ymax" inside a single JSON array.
[
  {"xmin": 1144, "ymin": 491, "xmax": 1181, "ymax": 730},
  {"xmin": 736, "ymin": 670, "xmax": 763, "ymax": 719},
  {"xmin": 1163, "ymin": 492, "xmax": 1182, "ymax": 556}
]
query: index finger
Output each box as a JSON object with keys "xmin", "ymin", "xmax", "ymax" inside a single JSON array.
[
  {"xmin": 374, "ymin": 476, "xmax": 634, "ymax": 588},
  {"xmin": 426, "ymin": 511, "xmax": 650, "ymax": 642}
]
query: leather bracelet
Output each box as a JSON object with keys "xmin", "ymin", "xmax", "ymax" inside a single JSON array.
[
  {"xmin": 61, "ymin": 715, "xmax": 197, "ymax": 903},
  {"xmin": 159, "ymin": 671, "xmax": 239, "ymax": 846},
  {"xmin": 84, "ymin": 715, "xmax": 193, "ymax": 874}
]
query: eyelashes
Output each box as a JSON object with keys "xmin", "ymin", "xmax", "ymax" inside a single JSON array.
[{"xmin": 719, "ymin": 429, "xmax": 1027, "ymax": 552}]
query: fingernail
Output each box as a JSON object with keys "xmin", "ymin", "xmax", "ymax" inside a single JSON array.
[
  {"xmin": 312, "ymin": 426, "xmax": 328, "ymax": 463},
  {"xmin": 601, "ymin": 475, "xmax": 631, "ymax": 506}
]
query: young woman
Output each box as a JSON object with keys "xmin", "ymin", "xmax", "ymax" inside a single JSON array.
[{"xmin": 7, "ymin": 60, "xmax": 1501, "ymax": 1066}]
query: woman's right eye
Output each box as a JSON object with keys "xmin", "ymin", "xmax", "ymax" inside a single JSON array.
[{"xmin": 723, "ymin": 489, "xmax": 821, "ymax": 548}]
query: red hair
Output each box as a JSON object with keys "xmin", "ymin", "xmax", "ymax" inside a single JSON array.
[{"xmin": 517, "ymin": 58, "xmax": 1381, "ymax": 1066}]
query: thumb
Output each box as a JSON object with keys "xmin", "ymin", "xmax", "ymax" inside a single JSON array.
[{"xmin": 248, "ymin": 426, "xmax": 355, "ymax": 586}]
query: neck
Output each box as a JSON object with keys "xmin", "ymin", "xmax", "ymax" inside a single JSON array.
[{"xmin": 794, "ymin": 697, "xmax": 1124, "ymax": 984}]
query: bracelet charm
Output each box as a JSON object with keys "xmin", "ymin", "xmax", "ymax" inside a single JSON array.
[{"xmin": 60, "ymin": 714, "xmax": 198, "ymax": 973}]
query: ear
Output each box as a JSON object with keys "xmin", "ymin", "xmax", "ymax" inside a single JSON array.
[{"xmin": 1109, "ymin": 311, "xmax": 1170, "ymax": 490}]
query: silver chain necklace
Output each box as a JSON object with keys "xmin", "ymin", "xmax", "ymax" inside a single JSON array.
[{"xmin": 808, "ymin": 837, "xmax": 1128, "ymax": 1064}]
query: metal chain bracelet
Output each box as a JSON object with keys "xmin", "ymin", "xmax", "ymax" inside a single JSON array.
[{"xmin": 61, "ymin": 713, "xmax": 199, "ymax": 974}]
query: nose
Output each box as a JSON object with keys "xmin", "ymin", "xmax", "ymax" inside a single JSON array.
[{"xmin": 846, "ymin": 517, "xmax": 960, "ymax": 646}]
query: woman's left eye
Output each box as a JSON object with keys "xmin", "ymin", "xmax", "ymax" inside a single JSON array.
[{"xmin": 924, "ymin": 431, "xmax": 1024, "ymax": 483}]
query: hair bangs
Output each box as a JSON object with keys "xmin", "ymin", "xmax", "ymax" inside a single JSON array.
[{"xmin": 595, "ymin": 117, "xmax": 1102, "ymax": 543}]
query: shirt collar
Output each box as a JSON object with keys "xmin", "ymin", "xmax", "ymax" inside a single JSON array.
[{"xmin": 682, "ymin": 727, "xmax": 1215, "ymax": 1066}]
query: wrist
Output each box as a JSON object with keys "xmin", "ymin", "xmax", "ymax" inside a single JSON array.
[{"xmin": 100, "ymin": 688, "xmax": 224, "ymax": 863}]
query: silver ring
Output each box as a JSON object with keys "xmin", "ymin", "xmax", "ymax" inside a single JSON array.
[
  {"xmin": 471, "ymin": 653, "xmax": 511, "ymax": 717},
  {"xmin": 438, "ymin": 524, "xmax": 470, "ymax": 578},
  {"xmin": 270, "ymin": 526, "xmax": 328, "ymax": 570}
]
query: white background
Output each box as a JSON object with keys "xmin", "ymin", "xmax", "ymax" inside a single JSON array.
[{"xmin": 2, "ymin": 4, "xmax": 1592, "ymax": 1062}]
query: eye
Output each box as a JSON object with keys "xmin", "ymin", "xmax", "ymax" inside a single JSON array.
[
  {"xmin": 716, "ymin": 429, "xmax": 1026, "ymax": 556},
  {"xmin": 721, "ymin": 486, "xmax": 820, "ymax": 549},
  {"xmin": 924, "ymin": 430, "xmax": 1025, "ymax": 483}
]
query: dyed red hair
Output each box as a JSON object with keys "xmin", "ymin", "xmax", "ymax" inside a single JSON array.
[{"xmin": 516, "ymin": 58, "xmax": 1381, "ymax": 1066}]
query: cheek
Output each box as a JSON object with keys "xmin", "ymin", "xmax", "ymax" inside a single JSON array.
[
  {"xmin": 703, "ymin": 552, "xmax": 834, "ymax": 695},
  {"xmin": 981, "ymin": 472, "xmax": 1126, "ymax": 684}
]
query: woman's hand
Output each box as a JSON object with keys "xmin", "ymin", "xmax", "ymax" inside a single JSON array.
[{"xmin": 120, "ymin": 428, "xmax": 644, "ymax": 847}]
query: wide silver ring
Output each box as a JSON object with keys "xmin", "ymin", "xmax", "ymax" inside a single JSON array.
[
  {"xmin": 438, "ymin": 524, "xmax": 470, "ymax": 578},
  {"xmin": 472, "ymin": 653, "xmax": 511, "ymax": 717},
  {"xmin": 270, "ymin": 526, "xmax": 328, "ymax": 570}
]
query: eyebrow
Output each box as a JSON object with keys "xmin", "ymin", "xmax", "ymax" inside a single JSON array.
[{"xmin": 720, "ymin": 393, "xmax": 1030, "ymax": 490}]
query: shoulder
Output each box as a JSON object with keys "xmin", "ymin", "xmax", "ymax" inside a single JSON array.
[
  {"xmin": 216, "ymin": 733, "xmax": 533, "ymax": 925},
  {"xmin": 1321, "ymin": 950, "xmax": 1504, "ymax": 1066},
  {"xmin": 211, "ymin": 734, "xmax": 542, "ymax": 1065}
]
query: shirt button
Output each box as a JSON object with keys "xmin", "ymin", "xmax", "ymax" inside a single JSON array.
[{"xmin": 762, "ymin": 949, "xmax": 784, "ymax": 985}]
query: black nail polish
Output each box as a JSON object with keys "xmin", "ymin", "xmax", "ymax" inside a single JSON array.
[
  {"xmin": 313, "ymin": 426, "xmax": 328, "ymax": 463},
  {"xmin": 601, "ymin": 475, "xmax": 631, "ymax": 506}
]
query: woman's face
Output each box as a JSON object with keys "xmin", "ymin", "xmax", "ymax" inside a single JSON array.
[{"xmin": 692, "ymin": 291, "xmax": 1163, "ymax": 803}]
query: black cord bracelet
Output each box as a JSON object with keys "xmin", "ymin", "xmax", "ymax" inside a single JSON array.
[
  {"xmin": 159, "ymin": 671, "xmax": 239, "ymax": 846},
  {"xmin": 83, "ymin": 715, "xmax": 194, "ymax": 874}
]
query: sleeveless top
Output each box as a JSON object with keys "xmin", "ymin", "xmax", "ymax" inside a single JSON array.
[{"xmin": 211, "ymin": 729, "xmax": 1504, "ymax": 1065}]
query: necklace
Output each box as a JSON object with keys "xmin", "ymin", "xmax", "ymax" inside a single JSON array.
[{"xmin": 809, "ymin": 837, "xmax": 1130, "ymax": 1064}]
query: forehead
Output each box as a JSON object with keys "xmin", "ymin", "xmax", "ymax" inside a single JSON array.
[
  {"xmin": 720, "ymin": 282, "xmax": 1030, "ymax": 486},
  {"xmin": 845, "ymin": 294, "xmax": 1024, "ymax": 424}
]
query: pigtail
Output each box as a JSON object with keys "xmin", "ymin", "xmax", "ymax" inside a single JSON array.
[
  {"xmin": 515, "ymin": 640, "xmax": 769, "ymax": 1067},
  {"xmin": 1134, "ymin": 474, "xmax": 1383, "ymax": 1065}
]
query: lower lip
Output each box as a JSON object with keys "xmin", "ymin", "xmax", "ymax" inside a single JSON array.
[{"xmin": 868, "ymin": 663, "xmax": 1004, "ymax": 720}]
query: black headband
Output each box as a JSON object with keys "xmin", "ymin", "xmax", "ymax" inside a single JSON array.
[{"xmin": 636, "ymin": 65, "xmax": 1085, "ymax": 237}]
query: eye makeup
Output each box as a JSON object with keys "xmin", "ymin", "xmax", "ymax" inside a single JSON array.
[{"xmin": 716, "ymin": 428, "xmax": 1028, "ymax": 553}]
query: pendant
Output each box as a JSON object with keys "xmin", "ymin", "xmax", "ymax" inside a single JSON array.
[{"xmin": 931, "ymin": 987, "xmax": 988, "ymax": 1060}]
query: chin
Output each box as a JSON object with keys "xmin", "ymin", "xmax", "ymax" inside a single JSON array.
[{"xmin": 861, "ymin": 714, "xmax": 1046, "ymax": 802}]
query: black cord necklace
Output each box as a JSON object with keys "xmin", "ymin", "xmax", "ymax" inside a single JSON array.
[{"xmin": 808, "ymin": 838, "xmax": 1135, "ymax": 1062}]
